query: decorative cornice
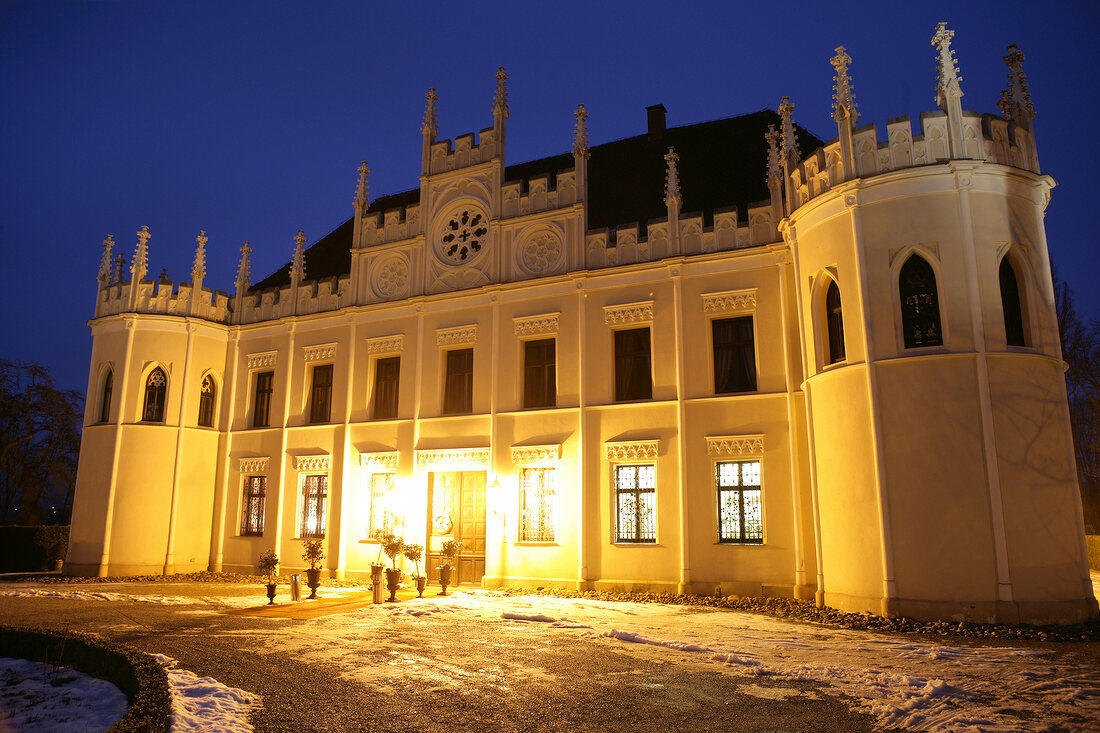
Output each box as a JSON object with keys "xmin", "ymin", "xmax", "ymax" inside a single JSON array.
[
  {"xmin": 295, "ymin": 454, "xmax": 331, "ymax": 472},
  {"xmin": 511, "ymin": 444, "xmax": 562, "ymax": 465},
  {"xmin": 359, "ymin": 451, "xmax": 399, "ymax": 471},
  {"xmin": 238, "ymin": 456, "xmax": 270, "ymax": 473},
  {"xmin": 436, "ymin": 325, "xmax": 478, "ymax": 347},
  {"xmin": 605, "ymin": 440, "xmax": 659, "ymax": 461},
  {"xmin": 246, "ymin": 350, "xmax": 277, "ymax": 370},
  {"xmin": 706, "ymin": 434, "xmax": 765, "ymax": 456},
  {"xmin": 366, "ymin": 334, "xmax": 404, "ymax": 355},
  {"xmin": 603, "ymin": 301, "xmax": 653, "ymax": 327},
  {"xmin": 701, "ymin": 289, "xmax": 757, "ymax": 315},
  {"xmin": 303, "ymin": 342, "xmax": 338, "ymax": 363},
  {"xmin": 416, "ymin": 448, "xmax": 490, "ymax": 468},
  {"xmin": 513, "ymin": 313, "xmax": 560, "ymax": 338}
]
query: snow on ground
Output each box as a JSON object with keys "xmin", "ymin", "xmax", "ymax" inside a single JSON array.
[
  {"xmin": 0, "ymin": 587, "xmax": 193, "ymax": 604},
  {"xmin": 152, "ymin": 654, "xmax": 261, "ymax": 733},
  {"xmin": 0, "ymin": 657, "xmax": 128, "ymax": 731}
]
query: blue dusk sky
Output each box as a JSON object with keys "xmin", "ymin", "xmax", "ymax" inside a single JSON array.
[{"xmin": 1, "ymin": 0, "xmax": 1097, "ymax": 394}]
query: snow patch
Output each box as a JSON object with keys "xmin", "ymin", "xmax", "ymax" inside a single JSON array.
[
  {"xmin": 0, "ymin": 657, "xmax": 128, "ymax": 731},
  {"xmin": 0, "ymin": 588, "xmax": 192, "ymax": 605},
  {"xmin": 152, "ymin": 654, "xmax": 261, "ymax": 732}
]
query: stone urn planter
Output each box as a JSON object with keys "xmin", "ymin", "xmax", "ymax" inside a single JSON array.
[
  {"xmin": 265, "ymin": 583, "xmax": 277, "ymax": 605},
  {"xmin": 403, "ymin": 543, "xmax": 426, "ymax": 598},
  {"xmin": 384, "ymin": 567, "xmax": 403, "ymax": 602},
  {"xmin": 257, "ymin": 549, "xmax": 279, "ymax": 606},
  {"xmin": 437, "ymin": 564, "xmax": 452, "ymax": 596},
  {"xmin": 415, "ymin": 576, "xmax": 427, "ymax": 597},
  {"xmin": 305, "ymin": 568, "xmax": 322, "ymax": 600},
  {"xmin": 301, "ymin": 539, "xmax": 326, "ymax": 600}
]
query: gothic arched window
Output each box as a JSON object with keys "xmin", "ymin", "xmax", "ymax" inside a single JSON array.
[
  {"xmin": 143, "ymin": 367, "xmax": 167, "ymax": 422},
  {"xmin": 197, "ymin": 374, "xmax": 216, "ymax": 427},
  {"xmin": 899, "ymin": 255, "xmax": 943, "ymax": 348},
  {"xmin": 999, "ymin": 256, "xmax": 1026, "ymax": 347},
  {"xmin": 825, "ymin": 280, "xmax": 845, "ymax": 364},
  {"xmin": 99, "ymin": 369, "xmax": 113, "ymax": 423}
]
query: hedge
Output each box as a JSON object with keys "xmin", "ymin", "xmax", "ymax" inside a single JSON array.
[
  {"xmin": 0, "ymin": 525, "xmax": 69, "ymax": 572},
  {"xmin": 0, "ymin": 625, "xmax": 171, "ymax": 732},
  {"xmin": 1088, "ymin": 535, "xmax": 1100, "ymax": 572}
]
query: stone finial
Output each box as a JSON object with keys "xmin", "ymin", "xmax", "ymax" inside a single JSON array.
[
  {"xmin": 158, "ymin": 267, "xmax": 171, "ymax": 282},
  {"xmin": 573, "ymin": 103, "xmax": 590, "ymax": 159},
  {"xmin": 830, "ymin": 46, "xmax": 859, "ymax": 125},
  {"xmin": 664, "ymin": 147, "xmax": 681, "ymax": 207},
  {"xmin": 494, "ymin": 66, "xmax": 509, "ymax": 119},
  {"xmin": 112, "ymin": 254, "xmax": 125, "ymax": 284},
  {"xmin": 998, "ymin": 44, "xmax": 1035, "ymax": 128},
  {"xmin": 291, "ymin": 229, "xmax": 306, "ymax": 282},
  {"xmin": 765, "ymin": 125, "xmax": 782, "ymax": 187},
  {"xmin": 191, "ymin": 230, "xmax": 208, "ymax": 282},
  {"xmin": 355, "ymin": 161, "xmax": 370, "ymax": 210},
  {"xmin": 130, "ymin": 225, "xmax": 150, "ymax": 282},
  {"xmin": 778, "ymin": 97, "xmax": 800, "ymax": 164},
  {"xmin": 98, "ymin": 234, "xmax": 115, "ymax": 287},
  {"xmin": 932, "ymin": 22, "xmax": 964, "ymax": 109},
  {"xmin": 235, "ymin": 241, "xmax": 252, "ymax": 293},
  {"xmin": 421, "ymin": 87, "xmax": 438, "ymax": 137}
]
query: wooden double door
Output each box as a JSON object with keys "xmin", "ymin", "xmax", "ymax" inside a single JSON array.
[{"xmin": 426, "ymin": 471, "xmax": 485, "ymax": 586}]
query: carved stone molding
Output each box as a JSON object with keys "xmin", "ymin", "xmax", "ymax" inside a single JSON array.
[
  {"xmin": 238, "ymin": 456, "xmax": 270, "ymax": 473},
  {"xmin": 517, "ymin": 230, "xmax": 563, "ymax": 275},
  {"xmin": 436, "ymin": 325, "xmax": 478, "ymax": 347},
  {"xmin": 246, "ymin": 350, "xmax": 277, "ymax": 370},
  {"xmin": 605, "ymin": 440, "xmax": 659, "ymax": 461},
  {"xmin": 706, "ymin": 434, "xmax": 764, "ymax": 456},
  {"xmin": 511, "ymin": 444, "xmax": 562, "ymax": 465},
  {"xmin": 603, "ymin": 301, "xmax": 653, "ymax": 327},
  {"xmin": 416, "ymin": 448, "xmax": 490, "ymax": 468},
  {"xmin": 366, "ymin": 334, "xmax": 404, "ymax": 355},
  {"xmin": 295, "ymin": 454, "xmax": 331, "ymax": 472},
  {"xmin": 701, "ymin": 289, "xmax": 757, "ymax": 315},
  {"xmin": 303, "ymin": 343, "xmax": 338, "ymax": 363},
  {"xmin": 359, "ymin": 451, "xmax": 399, "ymax": 471},
  {"xmin": 513, "ymin": 313, "xmax": 560, "ymax": 338}
]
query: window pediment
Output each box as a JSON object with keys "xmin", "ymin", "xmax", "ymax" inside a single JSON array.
[
  {"xmin": 511, "ymin": 444, "xmax": 562, "ymax": 465},
  {"xmin": 295, "ymin": 454, "xmax": 331, "ymax": 472},
  {"xmin": 513, "ymin": 313, "xmax": 560, "ymax": 338},
  {"xmin": 360, "ymin": 451, "xmax": 399, "ymax": 471},
  {"xmin": 706, "ymin": 434, "xmax": 764, "ymax": 456},
  {"xmin": 246, "ymin": 351, "xmax": 277, "ymax": 370},
  {"xmin": 303, "ymin": 343, "xmax": 338, "ymax": 362},
  {"xmin": 238, "ymin": 456, "xmax": 270, "ymax": 473},
  {"xmin": 436, "ymin": 325, "xmax": 479, "ymax": 347},
  {"xmin": 701, "ymin": 289, "xmax": 757, "ymax": 315},
  {"xmin": 603, "ymin": 301, "xmax": 653, "ymax": 327},
  {"xmin": 605, "ymin": 440, "xmax": 659, "ymax": 460}
]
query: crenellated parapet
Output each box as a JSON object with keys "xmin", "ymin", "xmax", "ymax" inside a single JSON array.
[
  {"xmin": 96, "ymin": 278, "xmax": 229, "ymax": 321},
  {"xmin": 232, "ymin": 275, "xmax": 352, "ymax": 323},
  {"xmin": 501, "ymin": 169, "xmax": 578, "ymax": 218},
  {"xmin": 359, "ymin": 203, "xmax": 422, "ymax": 248},
  {"xmin": 427, "ymin": 129, "xmax": 499, "ymax": 175}
]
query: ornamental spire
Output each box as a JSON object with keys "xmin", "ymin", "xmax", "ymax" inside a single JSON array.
[
  {"xmin": 191, "ymin": 230, "xmax": 208, "ymax": 283},
  {"xmin": 234, "ymin": 241, "xmax": 252, "ymax": 293},
  {"xmin": 778, "ymin": 96, "xmax": 800, "ymax": 164},
  {"xmin": 354, "ymin": 161, "xmax": 370, "ymax": 211},
  {"xmin": 130, "ymin": 225, "xmax": 150, "ymax": 282},
  {"xmin": 421, "ymin": 87, "xmax": 438, "ymax": 138},
  {"xmin": 663, "ymin": 147, "xmax": 681, "ymax": 207},
  {"xmin": 573, "ymin": 103, "xmax": 590, "ymax": 159},
  {"xmin": 998, "ymin": 43, "xmax": 1035, "ymax": 129},
  {"xmin": 830, "ymin": 46, "xmax": 858, "ymax": 126},
  {"xmin": 98, "ymin": 234, "xmax": 115, "ymax": 287},
  {"xmin": 112, "ymin": 253, "xmax": 125, "ymax": 284},
  {"xmin": 291, "ymin": 229, "xmax": 306, "ymax": 283},
  {"xmin": 932, "ymin": 22, "xmax": 963, "ymax": 110},
  {"xmin": 493, "ymin": 66, "xmax": 509, "ymax": 119},
  {"xmin": 765, "ymin": 125, "xmax": 782, "ymax": 187}
]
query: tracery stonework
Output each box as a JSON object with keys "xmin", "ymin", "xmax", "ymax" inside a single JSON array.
[
  {"xmin": 372, "ymin": 255, "xmax": 409, "ymax": 299},
  {"xmin": 603, "ymin": 301, "xmax": 654, "ymax": 327},
  {"xmin": 295, "ymin": 455, "xmax": 330, "ymax": 472},
  {"xmin": 511, "ymin": 444, "xmax": 562, "ymax": 465},
  {"xmin": 701, "ymin": 289, "xmax": 757, "ymax": 315},
  {"xmin": 706, "ymin": 435, "xmax": 764, "ymax": 456},
  {"xmin": 238, "ymin": 456, "xmax": 270, "ymax": 473},
  {"xmin": 518, "ymin": 231, "xmax": 562, "ymax": 275},
  {"xmin": 605, "ymin": 440, "xmax": 659, "ymax": 460},
  {"xmin": 440, "ymin": 208, "xmax": 489, "ymax": 263},
  {"xmin": 513, "ymin": 313, "xmax": 559, "ymax": 337}
]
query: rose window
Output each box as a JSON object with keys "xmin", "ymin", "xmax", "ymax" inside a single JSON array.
[{"xmin": 441, "ymin": 210, "xmax": 488, "ymax": 263}]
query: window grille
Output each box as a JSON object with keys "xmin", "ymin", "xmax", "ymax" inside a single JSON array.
[
  {"xmin": 142, "ymin": 367, "xmax": 167, "ymax": 422},
  {"xmin": 826, "ymin": 280, "xmax": 846, "ymax": 364},
  {"xmin": 520, "ymin": 467, "xmax": 556, "ymax": 541},
  {"xmin": 614, "ymin": 328, "xmax": 652, "ymax": 402},
  {"xmin": 197, "ymin": 375, "xmax": 216, "ymax": 427},
  {"xmin": 443, "ymin": 348, "xmax": 473, "ymax": 414},
  {"xmin": 300, "ymin": 474, "xmax": 327, "ymax": 538},
  {"xmin": 716, "ymin": 460, "xmax": 763, "ymax": 544},
  {"xmin": 523, "ymin": 339, "xmax": 556, "ymax": 409},
  {"xmin": 99, "ymin": 370, "xmax": 113, "ymax": 423},
  {"xmin": 372, "ymin": 357, "xmax": 401, "ymax": 420},
  {"xmin": 367, "ymin": 473, "xmax": 394, "ymax": 539},
  {"xmin": 899, "ymin": 255, "xmax": 943, "ymax": 348},
  {"xmin": 1000, "ymin": 257, "xmax": 1026, "ymax": 347},
  {"xmin": 309, "ymin": 364, "xmax": 333, "ymax": 423},
  {"xmin": 240, "ymin": 476, "xmax": 266, "ymax": 536},
  {"xmin": 253, "ymin": 371, "xmax": 273, "ymax": 427},
  {"xmin": 615, "ymin": 464, "xmax": 656, "ymax": 542},
  {"xmin": 712, "ymin": 317, "xmax": 757, "ymax": 393}
]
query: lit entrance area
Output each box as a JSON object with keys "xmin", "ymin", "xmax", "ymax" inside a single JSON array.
[{"xmin": 426, "ymin": 471, "xmax": 486, "ymax": 586}]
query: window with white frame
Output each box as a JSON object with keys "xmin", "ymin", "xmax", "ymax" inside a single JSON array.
[
  {"xmin": 240, "ymin": 476, "xmax": 266, "ymax": 536},
  {"xmin": 716, "ymin": 460, "xmax": 763, "ymax": 544},
  {"xmin": 300, "ymin": 474, "xmax": 328, "ymax": 538},
  {"xmin": 520, "ymin": 467, "xmax": 555, "ymax": 542},
  {"xmin": 615, "ymin": 464, "xmax": 656, "ymax": 543},
  {"xmin": 366, "ymin": 472, "xmax": 395, "ymax": 539}
]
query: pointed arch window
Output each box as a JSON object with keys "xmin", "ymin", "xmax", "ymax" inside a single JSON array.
[
  {"xmin": 197, "ymin": 375, "xmax": 216, "ymax": 427},
  {"xmin": 142, "ymin": 367, "xmax": 167, "ymax": 422},
  {"xmin": 899, "ymin": 255, "xmax": 943, "ymax": 348},
  {"xmin": 99, "ymin": 369, "xmax": 113, "ymax": 423},
  {"xmin": 999, "ymin": 257, "xmax": 1026, "ymax": 347},
  {"xmin": 825, "ymin": 280, "xmax": 845, "ymax": 364}
]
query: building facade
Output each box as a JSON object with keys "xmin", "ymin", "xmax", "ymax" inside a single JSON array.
[{"xmin": 68, "ymin": 26, "xmax": 1097, "ymax": 624}]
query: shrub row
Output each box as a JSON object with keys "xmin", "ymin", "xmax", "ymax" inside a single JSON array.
[
  {"xmin": 0, "ymin": 525, "xmax": 69, "ymax": 572},
  {"xmin": 0, "ymin": 625, "xmax": 171, "ymax": 732}
]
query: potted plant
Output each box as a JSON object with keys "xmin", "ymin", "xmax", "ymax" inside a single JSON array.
[
  {"xmin": 257, "ymin": 550, "xmax": 279, "ymax": 605},
  {"xmin": 403, "ymin": 543, "xmax": 426, "ymax": 597},
  {"xmin": 370, "ymin": 533, "xmax": 386, "ymax": 598},
  {"xmin": 301, "ymin": 539, "xmax": 325, "ymax": 600},
  {"xmin": 437, "ymin": 539, "xmax": 463, "ymax": 596},
  {"xmin": 380, "ymin": 533, "xmax": 405, "ymax": 602}
]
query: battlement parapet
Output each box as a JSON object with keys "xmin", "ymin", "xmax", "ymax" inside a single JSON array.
[
  {"xmin": 95, "ymin": 279, "xmax": 229, "ymax": 322},
  {"xmin": 428, "ymin": 128, "xmax": 499, "ymax": 176},
  {"xmin": 360, "ymin": 202, "xmax": 422, "ymax": 248},
  {"xmin": 232, "ymin": 275, "xmax": 352, "ymax": 324},
  {"xmin": 501, "ymin": 169, "xmax": 578, "ymax": 218}
]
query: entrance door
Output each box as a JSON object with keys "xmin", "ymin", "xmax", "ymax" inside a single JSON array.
[{"xmin": 427, "ymin": 471, "xmax": 486, "ymax": 585}]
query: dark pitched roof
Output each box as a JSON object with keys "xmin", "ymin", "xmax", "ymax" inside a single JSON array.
[{"xmin": 252, "ymin": 109, "xmax": 821, "ymax": 291}]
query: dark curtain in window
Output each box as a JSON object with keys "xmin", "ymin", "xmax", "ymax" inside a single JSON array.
[
  {"xmin": 253, "ymin": 371, "xmax": 273, "ymax": 427},
  {"xmin": 444, "ymin": 348, "xmax": 474, "ymax": 414},
  {"xmin": 713, "ymin": 317, "xmax": 756, "ymax": 393},
  {"xmin": 524, "ymin": 339, "xmax": 556, "ymax": 408},
  {"xmin": 310, "ymin": 364, "xmax": 333, "ymax": 423},
  {"xmin": 99, "ymin": 370, "xmax": 113, "ymax": 423},
  {"xmin": 614, "ymin": 328, "xmax": 652, "ymax": 401},
  {"xmin": 899, "ymin": 255, "xmax": 943, "ymax": 348},
  {"xmin": 143, "ymin": 367, "xmax": 166, "ymax": 422},
  {"xmin": 373, "ymin": 357, "xmax": 400, "ymax": 420},
  {"xmin": 1000, "ymin": 257, "xmax": 1026, "ymax": 347},
  {"xmin": 197, "ymin": 375, "xmax": 216, "ymax": 427},
  {"xmin": 826, "ymin": 280, "xmax": 846, "ymax": 363},
  {"xmin": 240, "ymin": 476, "xmax": 266, "ymax": 536}
]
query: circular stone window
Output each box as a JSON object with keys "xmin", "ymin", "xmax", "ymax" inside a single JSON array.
[{"xmin": 440, "ymin": 208, "xmax": 488, "ymax": 263}]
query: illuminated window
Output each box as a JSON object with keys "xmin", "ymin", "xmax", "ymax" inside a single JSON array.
[
  {"xmin": 372, "ymin": 357, "xmax": 400, "ymax": 420},
  {"xmin": 825, "ymin": 280, "xmax": 845, "ymax": 364},
  {"xmin": 899, "ymin": 255, "xmax": 943, "ymax": 348},
  {"xmin": 716, "ymin": 460, "xmax": 763, "ymax": 544},
  {"xmin": 615, "ymin": 464, "xmax": 656, "ymax": 543},
  {"xmin": 300, "ymin": 474, "xmax": 328, "ymax": 538},
  {"xmin": 713, "ymin": 317, "xmax": 756, "ymax": 393},
  {"xmin": 309, "ymin": 363, "xmax": 333, "ymax": 423},
  {"xmin": 99, "ymin": 369, "xmax": 113, "ymax": 423},
  {"xmin": 1000, "ymin": 257, "xmax": 1026, "ymax": 347},
  {"xmin": 614, "ymin": 328, "xmax": 652, "ymax": 401},
  {"xmin": 443, "ymin": 348, "xmax": 473, "ymax": 414},
  {"xmin": 367, "ymin": 472, "xmax": 395, "ymax": 539},
  {"xmin": 520, "ymin": 467, "xmax": 555, "ymax": 541},
  {"xmin": 197, "ymin": 375, "xmax": 216, "ymax": 427},
  {"xmin": 240, "ymin": 476, "xmax": 266, "ymax": 536},
  {"xmin": 142, "ymin": 367, "xmax": 167, "ymax": 422},
  {"xmin": 523, "ymin": 339, "xmax": 556, "ymax": 409},
  {"xmin": 252, "ymin": 371, "xmax": 273, "ymax": 427}
]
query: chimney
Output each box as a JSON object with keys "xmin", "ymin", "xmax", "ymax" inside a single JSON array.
[{"xmin": 646, "ymin": 104, "xmax": 666, "ymax": 142}]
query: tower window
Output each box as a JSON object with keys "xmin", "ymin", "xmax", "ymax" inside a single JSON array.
[
  {"xmin": 99, "ymin": 369, "xmax": 113, "ymax": 423},
  {"xmin": 713, "ymin": 317, "xmax": 757, "ymax": 393},
  {"xmin": 614, "ymin": 328, "xmax": 652, "ymax": 402},
  {"xmin": 309, "ymin": 363, "xmax": 333, "ymax": 424},
  {"xmin": 443, "ymin": 348, "xmax": 474, "ymax": 414},
  {"xmin": 1000, "ymin": 257, "xmax": 1026, "ymax": 347},
  {"xmin": 252, "ymin": 371, "xmax": 273, "ymax": 427},
  {"xmin": 142, "ymin": 367, "xmax": 167, "ymax": 422},
  {"xmin": 523, "ymin": 339, "xmax": 556, "ymax": 409},
  {"xmin": 372, "ymin": 357, "xmax": 400, "ymax": 420},
  {"xmin": 899, "ymin": 255, "xmax": 943, "ymax": 348},
  {"xmin": 825, "ymin": 280, "xmax": 846, "ymax": 364},
  {"xmin": 197, "ymin": 375, "xmax": 216, "ymax": 427}
]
